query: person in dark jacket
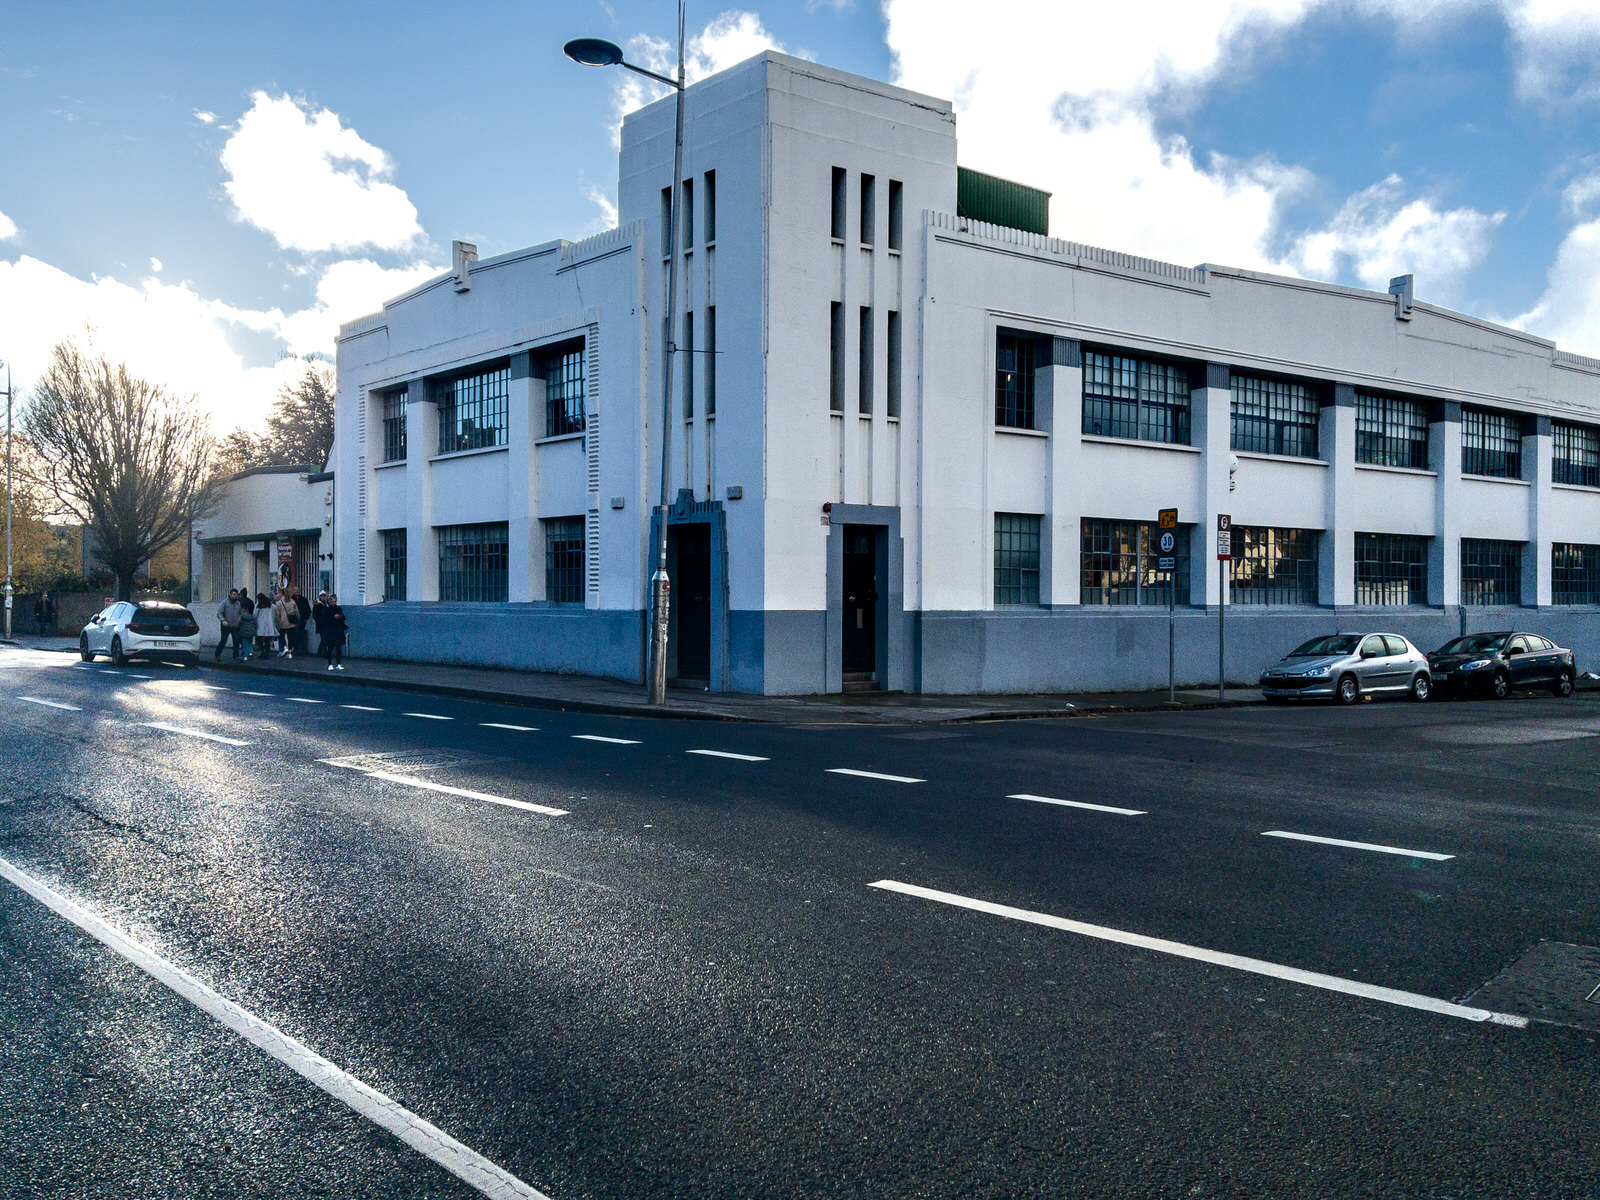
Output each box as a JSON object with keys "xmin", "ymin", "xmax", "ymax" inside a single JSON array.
[
  {"xmin": 322, "ymin": 594, "xmax": 348, "ymax": 670},
  {"xmin": 311, "ymin": 592, "xmax": 330, "ymax": 657},
  {"xmin": 291, "ymin": 586, "xmax": 312, "ymax": 656}
]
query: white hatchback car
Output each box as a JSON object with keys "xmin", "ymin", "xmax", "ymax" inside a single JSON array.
[{"xmin": 80, "ymin": 600, "xmax": 203, "ymax": 666}]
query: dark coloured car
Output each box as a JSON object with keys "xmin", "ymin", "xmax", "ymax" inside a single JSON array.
[
  {"xmin": 1428, "ymin": 631, "xmax": 1576, "ymax": 700},
  {"xmin": 1259, "ymin": 632, "xmax": 1433, "ymax": 705}
]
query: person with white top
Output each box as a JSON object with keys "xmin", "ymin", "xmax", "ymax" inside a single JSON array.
[{"xmin": 253, "ymin": 592, "xmax": 277, "ymax": 660}]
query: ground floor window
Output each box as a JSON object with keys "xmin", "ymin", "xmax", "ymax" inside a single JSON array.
[
  {"xmin": 993, "ymin": 513, "xmax": 1041, "ymax": 605},
  {"xmin": 1354, "ymin": 532, "xmax": 1428, "ymax": 606},
  {"xmin": 382, "ymin": 529, "xmax": 406, "ymax": 601},
  {"xmin": 1230, "ymin": 527, "xmax": 1319, "ymax": 604},
  {"xmin": 1081, "ymin": 518, "xmax": 1190, "ymax": 606},
  {"xmin": 544, "ymin": 516, "xmax": 585, "ymax": 605},
  {"xmin": 1461, "ymin": 538, "xmax": 1522, "ymax": 606},
  {"xmin": 437, "ymin": 523, "xmax": 508, "ymax": 602},
  {"xmin": 1552, "ymin": 543, "xmax": 1600, "ymax": 604}
]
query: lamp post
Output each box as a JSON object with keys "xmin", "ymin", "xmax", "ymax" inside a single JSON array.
[
  {"xmin": 565, "ymin": 4, "xmax": 686, "ymax": 706},
  {"xmin": 3, "ymin": 360, "xmax": 12, "ymax": 641}
]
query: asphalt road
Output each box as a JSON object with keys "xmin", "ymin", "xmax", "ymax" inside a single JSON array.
[{"xmin": 2, "ymin": 645, "xmax": 1597, "ymax": 1199}]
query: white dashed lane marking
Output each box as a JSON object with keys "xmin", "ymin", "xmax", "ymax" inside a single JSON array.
[
  {"xmin": 1261, "ymin": 830, "xmax": 1455, "ymax": 861},
  {"xmin": 572, "ymin": 734, "xmax": 640, "ymax": 745},
  {"xmin": 869, "ymin": 879, "xmax": 1525, "ymax": 1027},
  {"xmin": 481, "ymin": 723, "xmax": 538, "ymax": 731},
  {"xmin": 687, "ymin": 749, "xmax": 770, "ymax": 762},
  {"xmin": 140, "ymin": 722, "xmax": 251, "ymax": 747},
  {"xmin": 284, "ymin": 698, "xmax": 324, "ymax": 705},
  {"xmin": 341, "ymin": 704, "xmax": 382, "ymax": 712},
  {"xmin": 18, "ymin": 697, "xmax": 82, "ymax": 711},
  {"xmin": 365, "ymin": 771, "xmax": 569, "ymax": 817},
  {"xmin": 1009, "ymin": 793, "xmax": 1146, "ymax": 817},
  {"xmin": 403, "ymin": 713, "xmax": 453, "ymax": 721},
  {"xmin": 239, "ymin": 691, "xmax": 276, "ymax": 697},
  {"xmin": 828, "ymin": 768, "xmax": 924, "ymax": 784}
]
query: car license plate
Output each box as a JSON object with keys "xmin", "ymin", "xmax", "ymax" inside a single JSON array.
[{"xmin": 156, "ymin": 640, "xmax": 182, "ymax": 647}]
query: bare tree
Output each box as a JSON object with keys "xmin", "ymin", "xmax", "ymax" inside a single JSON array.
[{"xmin": 22, "ymin": 338, "xmax": 219, "ymax": 601}]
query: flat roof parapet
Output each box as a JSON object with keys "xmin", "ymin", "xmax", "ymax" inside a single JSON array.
[
  {"xmin": 558, "ymin": 221, "xmax": 643, "ymax": 268},
  {"xmin": 927, "ymin": 211, "xmax": 1206, "ymax": 286}
]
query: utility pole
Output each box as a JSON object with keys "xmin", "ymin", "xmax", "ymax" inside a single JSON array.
[{"xmin": 4, "ymin": 360, "xmax": 12, "ymax": 642}]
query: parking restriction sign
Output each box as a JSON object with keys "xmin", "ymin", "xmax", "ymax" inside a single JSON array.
[{"xmin": 1216, "ymin": 513, "xmax": 1232, "ymax": 560}]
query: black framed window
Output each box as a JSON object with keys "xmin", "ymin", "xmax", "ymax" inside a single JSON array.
[
  {"xmin": 886, "ymin": 310, "xmax": 901, "ymax": 419},
  {"xmin": 1461, "ymin": 538, "xmax": 1522, "ymax": 605},
  {"xmin": 1553, "ymin": 543, "xmax": 1600, "ymax": 605},
  {"xmin": 858, "ymin": 307, "xmax": 873, "ymax": 414},
  {"xmin": 1355, "ymin": 392, "xmax": 1428, "ymax": 469},
  {"xmin": 437, "ymin": 523, "xmax": 508, "ymax": 603},
  {"xmin": 381, "ymin": 529, "xmax": 406, "ymax": 601},
  {"xmin": 1081, "ymin": 518, "xmax": 1190, "ymax": 606},
  {"xmin": 1462, "ymin": 408, "xmax": 1522, "ymax": 479},
  {"xmin": 381, "ymin": 388, "xmax": 407, "ymax": 463},
  {"xmin": 681, "ymin": 177, "xmax": 694, "ymax": 250},
  {"xmin": 830, "ymin": 167, "xmax": 847, "ymax": 240},
  {"xmin": 684, "ymin": 311, "xmax": 695, "ymax": 420},
  {"xmin": 1230, "ymin": 527, "xmax": 1319, "ymax": 604},
  {"xmin": 887, "ymin": 179, "xmax": 903, "ymax": 251},
  {"xmin": 1230, "ymin": 374, "xmax": 1319, "ymax": 458},
  {"xmin": 436, "ymin": 363, "xmax": 509, "ymax": 454},
  {"xmin": 704, "ymin": 170, "xmax": 716, "ymax": 243},
  {"xmin": 1081, "ymin": 350, "xmax": 1190, "ymax": 445},
  {"xmin": 993, "ymin": 513, "xmax": 1041, "ymax": 606},
  {"xmin": 1354, "ymin": 532, "xmax": 1428, "ymax": 605},
  {"xmin": 829, "ymin": 302, "xmax": 845, "ymax": 413},
  {"xmin": 1554, "ymin": 422, "xmax": 1599, "ymax": 487},
  {"xmin": 706, "ymin": 306, "xmax": 716, "ymax": 417},
  {"xmin": 996, "ymin": 333, "xmax": 1035, "ymax": 429},
  {"xmin": 544, "ymin": 516, "xmax": 585, "ymax": 605},
  {"xmin": 542, "ymin": 342, "xmax": 585, "ymax": 437}
]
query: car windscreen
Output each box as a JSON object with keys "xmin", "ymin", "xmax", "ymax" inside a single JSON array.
[
  {"xmin": 1287, "ymin": 634, "xmax": 1360, "ymax": 657},
  {"xmin": 1436, "ymin": 633, "xmax": 1508, "ymax": 655}
]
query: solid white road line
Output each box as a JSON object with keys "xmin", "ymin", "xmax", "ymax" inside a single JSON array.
[
  {"xmin": 481, "ymin": 723, "xmax": 538, "ymax": 731},
  {"xmin": 140, "ymin": 722, "xmax": 252, "ymax": 747},
  {"xmin": 1261, "ymin": 830, "xmax": 1454, "ymax": 861},
  {"xmin": 869, "ymin": 879, "xmax": 1525, "ymax": 1027},
  {"xmin": 403, "ymin": 713, "xmax": 452, "ymax": 721},
  {"xmin": 828, "ymin": 768, "xmax": 925, "ymax": 784},
  {"xmin": 18, "ymin": 696, "xmax": 83, "ymax": 711},
  {"xmin": 572, "ymin": 734, "xmax": 640, "ymax": 745},
  {"xmin": 285, "ymin": 698, "xmax": 324, "ymax": 705},
  {"xmin": 0, "ymin": 856, "xmax": 552, "ymax": 1200},
  {"xmin": 366, "ymin": 771, "xmax": 569, "ymax": 817},
  {"xmin": 1009, "ymin": 793, "xmax": 1146, "ymax": 817},
  {"xmin": 687, "ymin": 749, "xmax": 770, "ymax": 762},
  {"xmin": 341, "ymin": 704, "xmax": 383, "ymax": 712}
]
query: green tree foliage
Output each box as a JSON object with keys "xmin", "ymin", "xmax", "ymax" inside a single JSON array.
[{"xmin": 222, "ymin": 362, "xmax": 335, "ymax": 472}]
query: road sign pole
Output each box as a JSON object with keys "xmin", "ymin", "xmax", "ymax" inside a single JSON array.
[
  {"xmin": 1169, "ymin": 585, "xmax": 1175, "ymax": 704},
  {"xmin": 1218, "ymin": 559, "xmax": 1225, "ymax": 703},
  {"xmin": 1157, "ymin": 508, "xmax": 1178, "ymax": 704}
]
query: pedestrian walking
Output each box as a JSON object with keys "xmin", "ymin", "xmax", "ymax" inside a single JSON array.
[
  {"xmin": 254, "ymin": 592, "xmax": 277, "ymax": 659},
  {"xmin": 273, "ymin": 590, "xmax": 296, "ymax": 658},
  {"xmin": 322, "ymin": 594, "xmax": 348, "ymax": 670},
  {"xmin": 32, "ymin": 595, "xmax": 45, "ymax": 636},
  {"xmin": 311, "ymin": 592, "xmax": 330, "ymax": 658},
  {"xmin": 237, "ymin": 593, "xmax": 257, "ymax": 661},
  {"xmin": 292, "ymin": 586, "xmax": 312, "ymax": 656},
  {"xmin": 44, "ymin": 592, "xmax": 57, "ymax": 637},
  {"xmin": 215, "ymin": 589, "xmax": 243, "ymax": 661}
]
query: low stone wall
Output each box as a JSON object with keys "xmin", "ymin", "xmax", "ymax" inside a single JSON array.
[{"xmin": 12, "ymin": 591, "xmax": 185, "ymax": 637}]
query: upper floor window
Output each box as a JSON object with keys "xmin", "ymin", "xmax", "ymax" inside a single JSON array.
[
  {"xmin": 682, "ymin": 177, "xmax": 694, "ymax": 250},
  {"xmin": 541, "ymin": 341, "xmax": 586, "ymax": 438},
  {"xmin": 704, "ymin": 170, "xmax": 716, "ymax": 243},
  {"xmin": 1230, "ymin": 373, "xmax": 1319, "ymax": 458},
  {"xmin": 860, "ymin": 174, "xmax": 876, "ymax": 245},
  {"xmin": 1355, "ymin": 392, "xmax": 1428, "ymax": 470},
  {"xmin": 435, "ymin": 363, "xmax": 508, "ymax": 455},
  {"xmin": 1082, "ymin": 350, "xmax": 1190, "ymax": 445},
  {"xmin": 887, "ymin": 179, "xmax": 903, "ymax": 251},
  {"xmin": 1553, "ymin": 421, "xmax": 1599, "ymax": 487},
  {"xmin": 830, "ymin": 167, "xmax": 847, "ymax": 240},
  {"xmin": 380, "ymin": 388, "xmax": 407, "ymax": 463},
  {"xmin": 995, "ymin": 333, "xmax": 1036, "ymax": 429},
  {"xmin": 1461, "ymin": 407, "xmax": 1522, "ymax": 479}
]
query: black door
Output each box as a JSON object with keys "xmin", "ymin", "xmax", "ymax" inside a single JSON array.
[
  {"xmin": 841, "ymin": 525, "xmax": 878, "ymax": 676},
  {"xmin": 672, "ymin": 524, "xmax": 711, "ymax": 682}
]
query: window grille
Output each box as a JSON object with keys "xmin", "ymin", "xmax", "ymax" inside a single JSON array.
[
  {"xmin": 1230, "ymin": 374, "xmax": 1320, "ymax": 458},
  {"xmin": 1080, "ymin": 518, "xmax": 1190, "ymax": 606},
  {"xmin": 996, "ymin": 333, "xmax": 1035, "ymax": 429},
  {"xmin": 1354, "ymin": 532, "xmax": 1428, "ymax": 605},
  {"xmin": 381, "ymin": 389, "xmax": 407, "ymax": 463},
  {"xmin": 1462, "ymin": 408, "xmax": 1522, "ymax": 479},
  {"xmin": 542, "ymin": 342, "xmax": 586, "ymax": 437},
  {"xmin": 1355, "ymin": 392, "xmax": 1428, "ymax": 469},
  {"xmin": 1552, "ymin": 542, "xmax": 1600, "ymax": 605},
  {"xmin": 1230, "ymin": 527, "xmax": 1320, "ymax": 604},
  {"xmin": 436, "ymin": 523, "xmax": 508, "ymax": 602},
  {"xmin": 993, "ymin": 513, "xmax": 1041, "ymax": 605},
  {"xmin": 1461, "ymin": 538, "xmax": 1522, "ymax": 605},
  {"xmin": 1081, "ymin": 350, "xmax": 1191, "ymax": 444},
  {"xmin": 1553, "ymin": 422, "xmax": 1599, "ymax": 488},
  {"xmin": 436, "ymin": 363, "xmax": 509, "ymax": 454},
  {"xmin": 381, "ymin": 529, "xmax": 406, "ymax": 601},
  {"xmin": 544, "ymin": 516, "xmax": 585, "ymax": 604}
]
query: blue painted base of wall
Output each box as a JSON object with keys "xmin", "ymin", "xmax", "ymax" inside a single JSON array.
[{"xmin": 346, "ymin": 603, "xmax": 643, "ymax": 682}]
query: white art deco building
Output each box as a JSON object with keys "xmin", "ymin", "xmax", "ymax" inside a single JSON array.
[{"xmin": 332, "ymin": 52, "xmax": 1600, "ymax": 694}]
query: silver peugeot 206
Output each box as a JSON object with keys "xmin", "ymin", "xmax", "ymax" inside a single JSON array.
[{"xmin": 1259, "ymin": 632, "xmax": 1432, "ymax": 705}]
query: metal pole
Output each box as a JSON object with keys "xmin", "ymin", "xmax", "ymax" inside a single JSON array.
[
  {"xmin": 1217, "ymin": 559, "xmax": 1225, "ymax": 703},
  {"xmin": 4, "ymin": 362, "xmax": 12, "ymax": 642},
  {"xmin": 1168, "ymin": 578, "xmax": 1175, "ymax": 704},
  {"xmin": 647, "ymin": 0, "xmax": 686, "ymax": 706}
]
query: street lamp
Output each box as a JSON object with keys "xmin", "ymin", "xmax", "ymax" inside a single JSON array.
[
  {"xmin": 565, "ymin": 3, "xmax": 686, "ymax": 706},
  {"xmin": 2, "ymin": 359, "xmax": 12, "ymax": 641}
]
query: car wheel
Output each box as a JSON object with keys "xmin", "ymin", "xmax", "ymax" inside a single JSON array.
[
  {"xmin": 1490, "ymin": 671, "xmax": 1510, "ymax": 700},
  {"xmin": 79, "ymin": 635, "xmax": 93, "ymax": 662},
  {"xmin": 111, "ymin": 636, "xmax": 127, "ymax": 667},
  {"xmin": 1552, "ymin": 669, "xmax": 1574, "ymax": 698},
  {"xmin": 1336, "ymin": 674, "xmax": 1359, "ymax": 705},
  {"xmin": 1409, "ymin": 673, "xmax": 1431, "ymax": 702}
]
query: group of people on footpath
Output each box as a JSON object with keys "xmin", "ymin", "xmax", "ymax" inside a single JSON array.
[{"xmin": 215, "ymin": 584, "xmax": 348, "ymax": 670}]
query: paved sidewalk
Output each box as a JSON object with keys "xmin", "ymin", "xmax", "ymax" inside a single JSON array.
[{"xmin": 1, "ymin": 633, "xmax": 1267, "ymax": 723}]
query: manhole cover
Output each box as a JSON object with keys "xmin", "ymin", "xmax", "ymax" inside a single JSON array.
[
  {"xmin": 321, "ymin": 749, "xmax": 488, "ymax": 775},
  {"xmin": 1464, "ymin": 942, "xmax": 1600, "ymax": 1032}
]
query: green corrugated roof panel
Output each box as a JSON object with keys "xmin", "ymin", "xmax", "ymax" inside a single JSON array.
[{"xmin": 957, "ymin": 167, "xmax": 1050, "ymax": 236}]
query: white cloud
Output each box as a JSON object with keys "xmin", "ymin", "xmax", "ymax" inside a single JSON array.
[
  {"xmin": 609, "ymin": 12, "xmax": 786, "ymax": 145},
  {"xmin": 149, "ymin": 257, "xmax": 162, "ymax": 272},
  {"xmin": 1503, "ymin": 0, "xmax": 1600, "ymax": 106},
  {"xmin": 220, "ymin": 91, "xmax": 422, "ymax": 254},
  {"xmin": 1514, "ymin": 169, "xmax": 1600, "ymax": 355},
  {"xmin": 582, "ymin": 181, "xmax": 619, "ymax": 234},
  {"xmin": 193, "ymin": 109, "xmax": 217, "ymax": 124},
  {"xmin": 273, "ymin": 258, "xmax": 442, "ymax": 357},
  {"xmin": 0, "ymin": 209, "xmax": 16, "ymax": 241}
]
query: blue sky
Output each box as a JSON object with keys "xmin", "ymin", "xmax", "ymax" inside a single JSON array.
[{"xmin": 2, "ymin": 1, "xmax": 1599, "ymax": 433}]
